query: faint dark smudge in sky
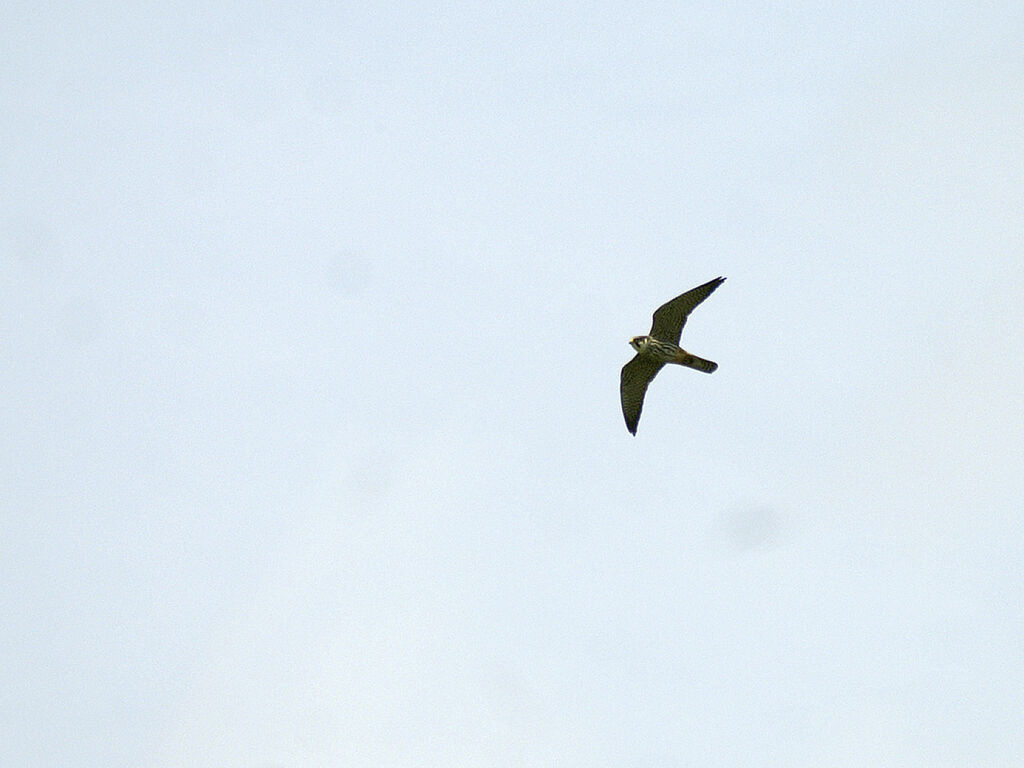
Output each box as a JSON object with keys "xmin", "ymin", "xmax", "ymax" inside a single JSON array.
[
  {"xmin": 722, "ymin": 506, "xmax": 783, "ymax": 551},
  {"xmin": 56, "ymin": 296, "xmax": 104, "ymax": 347},
  {"xmin": 324, "ymin": 250, "xmax": 372, "ymax": 297},
  {"xmin": 5, "ymin": 213, "xmax": 61, "ymax": 270}
]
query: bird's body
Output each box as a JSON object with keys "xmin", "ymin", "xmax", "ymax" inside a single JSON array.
[
  {"xmin": 620, "ymin": 276, "xmax": 725, "ymax": 435},
  {"xmin": 627, "ymin": 335, "xmax": 718, "ymax": 372}
]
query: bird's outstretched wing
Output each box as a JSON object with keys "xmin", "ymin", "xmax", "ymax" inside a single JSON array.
[
  {"xmin": 649, "ymin": 276, "xmax": 725, "ymax": 344},
  {"xmin": 620, "ymin": 355, "xmax": 664, "ymax": 435}
]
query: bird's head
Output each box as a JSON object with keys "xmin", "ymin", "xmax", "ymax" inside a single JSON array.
[{"xmin": 629, "ymin": 336, "xmax": 648, "ymax": 352}]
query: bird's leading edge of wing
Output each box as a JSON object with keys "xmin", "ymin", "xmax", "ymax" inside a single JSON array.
[{"xmin": 649, "ymin": 276, "xmax": 725, "ymax": 345}]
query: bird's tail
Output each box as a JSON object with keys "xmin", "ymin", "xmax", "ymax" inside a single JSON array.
[{"xmin": 678, "ymin": 354, "xmax": 718, "ymax": 374}]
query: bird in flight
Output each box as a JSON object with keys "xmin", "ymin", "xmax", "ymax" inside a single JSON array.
[{"xmin": 620, "ymin": 276, "xmax": 725, "ymax": 435}]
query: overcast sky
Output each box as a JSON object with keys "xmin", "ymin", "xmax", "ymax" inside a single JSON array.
[{"xmin": 3, "ymin": 2, "xmax": 1024, "ymax": 766}]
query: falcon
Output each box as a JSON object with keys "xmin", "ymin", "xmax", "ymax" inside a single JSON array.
[{"xmin": 620, "ymin": 276, "xmax": 725, "ymax": 435}]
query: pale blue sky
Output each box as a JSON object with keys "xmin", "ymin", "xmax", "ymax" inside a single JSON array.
[{"xmin": 3, "ymin": 2, "xmax": 1024, "ymax": 766}]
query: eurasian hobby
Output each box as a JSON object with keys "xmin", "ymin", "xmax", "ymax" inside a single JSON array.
[{"xmin": 620, "ymin": 276, "xmax": 725, "ymax": 435}]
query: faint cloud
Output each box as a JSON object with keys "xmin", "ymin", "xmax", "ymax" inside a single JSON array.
[
  {"xmin": 347, "ymin": 444, "xmax": 402, "ymax": 501},
  {"xmin": 324, "ymin": 250, "xmax": 372, "ymax": 297},
  {"xmin": 3, "ymin": 213, "xmax": 61, "ymax": 270},
  {"xmin": 721, "ymin": 506, "xmax": 784, "ymax": 551},
  {"xmin": 56, "ymin": 296, "xmax": 104, "ymax": 347}
]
